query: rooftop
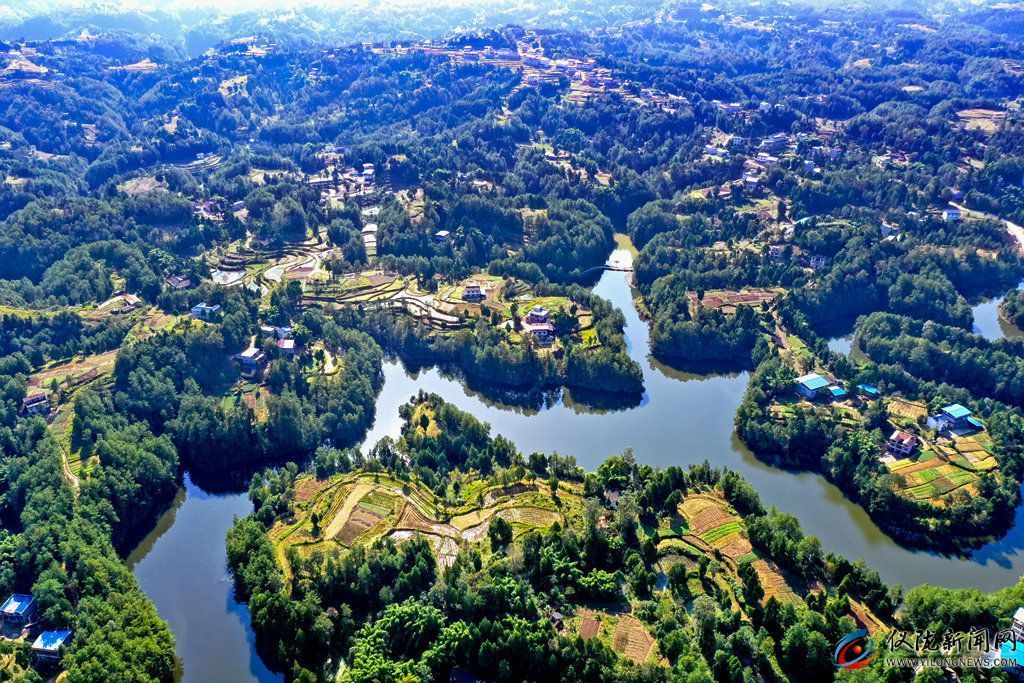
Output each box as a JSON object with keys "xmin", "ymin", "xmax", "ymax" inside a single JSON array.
[
  {"xmin": 795, "ymin": 373, "xmax": 829, "ymax": 391},
  {"xmin": 942, "ymin": 404, "xmax": 972, "ymax": 420},
  {"xmin": 889, "ymin": 430, "xmax": 917, "ymax": 445},
  {"xmin": 31, "ymin": 629, "xmax": 72, "ymax": 652},
  {"xmin": 1, "ymin": 594, "xmax": 34, "ymax": 615}
]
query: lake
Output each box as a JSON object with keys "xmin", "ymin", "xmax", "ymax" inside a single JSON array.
[
  {"xmin": 972, "ymin": 289, "xmax": 1024, "ymax": 342},
  {"xmin": 130, "ymin": 245, "xmax": 1024, "ymax": 682}
]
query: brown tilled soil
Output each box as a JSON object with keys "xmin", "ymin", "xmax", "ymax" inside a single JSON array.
[
  {"xmin": 294, "ymin": 478, "xmax": 328, "ymax": 503},
  {"xmin": 337, "ymin": 506, "xmax": 383, "ymax": 545},
  {"xmin": 483, "ymin": 482, "xmax": 537, "ymax": 506},
  {"xmin": 580, "ymin": 617, "xmax": 600, "ymax": 640},
  {"xmin": 688, "ymin": 505, "xmax": 736, "ymax": 536},
  {"xmin": 397, "ymin": 502, "xmax": 459, "ymax": 538}
]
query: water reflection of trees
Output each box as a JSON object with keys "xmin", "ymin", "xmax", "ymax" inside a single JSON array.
[{"xmin": 393, "ymin": 357, "xmax": 643, "ymax": 415}]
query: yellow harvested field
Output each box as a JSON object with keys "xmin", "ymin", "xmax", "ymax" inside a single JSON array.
[
  {"xmin": 886, "ymin": 399, "xmax": 927, "ymax": 421},
  {"xmin": 753, "ymin": 559, "xmax": 800, "ymax": 604},
  {"xmin": 323, "ymin": 483, "xmax": 372, "ymax": 540},
  {"xmin": 957, "ymin": 108, "xmax": 1006, "ymax": 134},
  {"xmin": 611, "ymin": 615, "xmax": 657, "ymax": 664}
]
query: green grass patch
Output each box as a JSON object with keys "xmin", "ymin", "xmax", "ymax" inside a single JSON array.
[{"xmin": 700, "ymin": 521, "xmax": 743, "ymax": 544}]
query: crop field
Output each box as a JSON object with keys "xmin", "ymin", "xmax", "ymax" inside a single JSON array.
[
  {"xmin": 956, "ymin": 108, "xmax": 1006, "ymax": 134},
  {"xmin": 339, "ymin": 505, "xmax": 385, "ymax": 545},
  {"xmin": 688, "ymin": 288, "xmax": 779, "ymax": 314},
  {"xmin": 887, "ymin": 457, "xmax": 979, "ymax": 502},
  {"xmin": 886, "ymin": 398, "xmax": 928, "ymax": 423},
  {"xmin": 672, "ymin": 490, "xmax": 803, "ymax": 607},
  {"xmin": 700, "ymin": 520, "xmax": 743, "ymax": 544},
  {"xmin": 681, "ymin": 494, "xmax": 741, "ymax": 536},
  {"xmin": 579, "ymin": 614, "xmax": 601, "ymax": 640},
  {"xmin": 611, "ymin": 615, "xmax": 658, "ymax": 665},
  {"xmin": 885, "ymin": 422, "xmax": 998, "ymax": 504},
  {"xmin": 753, "ymin": 559, "xmax": 801, "ymax": 604},
  {"xmin": 116, "ymin": 175, "xmax": 166, "ymax": 196},
  {"xmin": 570, "ymin": 610, "xmax": 659, "ymax": 665},
  {"xmin": 273, "ymin": 472, "xmax": 581, "ymax": 575},
  {"xmin": 29, "ymin": 349, "xmax": 117, "ymax": 392}
]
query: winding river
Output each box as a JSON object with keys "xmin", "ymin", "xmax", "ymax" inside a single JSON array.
[{"xmin": 130, "ymin": 246, "xmax": 1024, "ymax": 681}]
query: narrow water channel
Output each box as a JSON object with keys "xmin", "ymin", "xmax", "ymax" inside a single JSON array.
[
  {"xmin": 128, "ymin": 476, "xmax": 281, "ymax": 682},
  {"xmin": 130, "ymin": 247, "xmax": 1024, "ymax": 682}
]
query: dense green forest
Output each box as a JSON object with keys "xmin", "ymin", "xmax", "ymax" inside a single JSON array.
[{"xmin": 229, "ymin": 394, "xmax": 1024, "ymax": 682}]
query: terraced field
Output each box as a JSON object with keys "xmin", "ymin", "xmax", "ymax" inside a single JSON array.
[
  {"xmin": 668, "ymin": 491, "xmax": 801, "ymax": 605},
  {"xmin": 271, "ymin": 472, "xmax": 582, "ymax": 576},
  {"xmin": 883, "ymin": 404, "xmax": 999, "ymax": 505},
  {"xmin": 568, "ymin": 610, "xmax": 661, "ymax": 665}
]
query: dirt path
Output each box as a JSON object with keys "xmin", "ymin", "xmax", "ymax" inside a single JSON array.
[{"xmin": 950, "ymin": 202, "xmax": 1024, "ymax": 253}]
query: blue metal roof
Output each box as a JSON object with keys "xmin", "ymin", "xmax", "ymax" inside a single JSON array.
[
  {"xmin": 829, "ymin": 386, "xmax": 847, "ymax": 397},
  {"xmin": 942, "ymin": 404, "xmax": 972, "ymax": 420},
  {"xmin": 857, "ymin": 384, "xmax": 879, "ymax": 395},
  {"xmin": 32, "ymin": 629, "xmax": 72, "ymax": 652},
  {"xmin": 796, "ymin": 373, "xmax": 829, "ymax": 391},
  {"xmin": 1001, "ymin": 640, "xmax": 1024, "ymax": 666},
  {"xmin": 1, "ymin": 594, "xmax": 33, "ymax": 616},
  {"xmin": 967, "ymin": 416, "xmax": 985, "ymax": 429}
]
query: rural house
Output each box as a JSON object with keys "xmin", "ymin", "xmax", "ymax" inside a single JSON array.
[
  {"xmin": 235, "ymin": 346, "xmax": 267, "ymax": 378},
  {"xmin": 887, "ymin": 430, "xmax": 919, "ymax": 457},
  {"xmin": 190, "ymin": 303, "xmax": 221, "ymax": 321},
  {"xmin": 165, "ymin": 274, "xmax": 192, "ymax": 290},
  {"xmin": 20, "ymin": 392, "xmax": 50, "ymax": 417},
  {"xmin": 277, "ymin": 338, "xmax": 298, "ymax": 357},
  {"xmin": 526, "ymin": 306, "xmax": 550, "ymax": 324}
]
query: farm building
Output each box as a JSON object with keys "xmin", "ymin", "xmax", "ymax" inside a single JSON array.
[
  {"xmin": 463, "ymin": 283, "xmax": 484, "ymax": 302},
  {"xmin": 827, "ymin": 384, "xmax": 847, "ymax": 400},
  {"xmin": 887, "ymin": 430, "xmax": 919, "ymax": 458},
  {"xmin": 1, "ymin": 594, "xmax": 35, "ymax": 624},
  {"xmin": 20, "ymin": 392, "xmax": 50, "ymax": 416},
  {"xmin": 857, "ymin": 384, "xmax": 880, "ymax": 399},
  {"xmin": 434, "ymin": 230, "xmax": 451, "ymax": 242},
  {"xmin": 1013, "ymin": 607, "xmax": 1024, "ymax": 642},
  {"xmin": 927, "ymin": 404, "xmax": 982, "ymax": 432},
  {"xmin": 942, "ymin": 207, "xmax": 962, "ymax": 221},
  {"xmin": 880, "ymin": 222, "xmax": 900, "ymax": 238},
  {"xmin": 31, "ymin": 629, "xmax": 72, "ymax": 664},
  {"xmin": 522, "ymin": 320, "xmax": 555, "ymax": 345},
  {"xmin": 795, "ymin": 373, "xmax": 829, "ymax": 400},
  {"xmin": 260, "ymin": 325, "xmax": 292, "ymax": 339},
  {"xmin": 805, "ymin": 254, "xmax": 828, "ymax": 270},
  {"xmin": 190, "ymin": 303, "xmax": 221, "ymax": 321}
]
